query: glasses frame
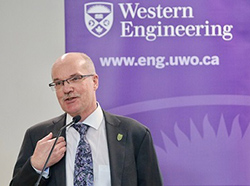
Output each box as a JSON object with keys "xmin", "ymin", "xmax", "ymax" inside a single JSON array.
[{"xmin": 48, "ymin": 74, "xmax": 94, "ymax": 91}]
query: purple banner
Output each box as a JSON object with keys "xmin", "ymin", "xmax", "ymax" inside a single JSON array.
[{"xmin": 65, "ymin": 0, "xmax": 250, "ymax": 185}]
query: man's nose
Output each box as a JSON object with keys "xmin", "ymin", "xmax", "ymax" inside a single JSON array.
[{"xmin": 62, "ymin": 80, "xmax": 73, "ymax": 93}]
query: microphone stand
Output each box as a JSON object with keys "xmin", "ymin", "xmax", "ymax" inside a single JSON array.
[{"xmin": 34, "ymin": 115, "xmax": 81, "ymax": 186}]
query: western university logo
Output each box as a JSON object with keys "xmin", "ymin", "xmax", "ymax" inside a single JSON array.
[{"xmin": 84, "ymin": 2, "xmax": 113, "ymax": 38}]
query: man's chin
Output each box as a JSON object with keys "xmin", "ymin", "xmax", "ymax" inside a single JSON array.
[{"xmin": 63, "ymin": 107, "xmax": 80, "ymax": 116}]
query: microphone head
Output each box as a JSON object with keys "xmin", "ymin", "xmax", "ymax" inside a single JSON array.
[{"xmin": 73, "ymin": 115, "xmax": 81, "ymax": 123}]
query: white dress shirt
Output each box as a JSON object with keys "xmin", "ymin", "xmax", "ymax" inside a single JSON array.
[{"xmin": 66, "ymin": 104, "xmax": 111, "ymax": 186}]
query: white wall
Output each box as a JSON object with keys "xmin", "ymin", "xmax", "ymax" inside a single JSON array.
[{"xmin": 0, "ymin": 1, "xmax": 65, "ymax": 185}]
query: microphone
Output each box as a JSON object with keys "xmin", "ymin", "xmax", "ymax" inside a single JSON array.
[{"xmin": 35, "ymin": 115, "xmax": 81, "ymax": 186}]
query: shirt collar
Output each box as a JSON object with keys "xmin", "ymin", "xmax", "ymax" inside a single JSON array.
[{"xmin": 66, "ymin": 102, "xmax": 104, "ymax": 130}]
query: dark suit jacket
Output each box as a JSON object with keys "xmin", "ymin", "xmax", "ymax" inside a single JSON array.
[{"xmin": 10, "ymin": 110, "xmax": 162, "ymax": 186}]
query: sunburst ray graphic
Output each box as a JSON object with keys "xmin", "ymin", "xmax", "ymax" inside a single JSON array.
[{"xmin": 155, "ymin": 114, "xmax": 250, "ymax": 185}]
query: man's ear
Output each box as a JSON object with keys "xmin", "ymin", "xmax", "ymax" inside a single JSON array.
[{"xmin": 93, "ymin": 74, "xmax": 99, "ymax": 91}]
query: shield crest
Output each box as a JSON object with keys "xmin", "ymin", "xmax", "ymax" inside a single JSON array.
[{"xmin": 84, "ymin": 2, "xmax": 113, "ymax": 38}]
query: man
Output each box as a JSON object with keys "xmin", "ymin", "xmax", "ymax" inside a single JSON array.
[{"xmin": 10, "ymin": 52, "xmax": 163, "ymax": 186}]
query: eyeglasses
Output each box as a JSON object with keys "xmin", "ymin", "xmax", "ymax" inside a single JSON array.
[{"xmin": 49, "ymin": 74, "xmax": 94, "ymax": 91}]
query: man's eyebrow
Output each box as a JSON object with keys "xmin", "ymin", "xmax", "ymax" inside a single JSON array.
[
  {"xmin": 52, "ymin": 78, "xmax": 60, "ymax": 82},
  {"xmin": 52, "ymin": 74, "xmax": 79, "ymax": 81}
]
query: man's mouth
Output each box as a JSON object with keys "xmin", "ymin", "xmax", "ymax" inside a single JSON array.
[
  {"xmin": 63, "ymin": 93, "xmax": 80, "ymax": 103},
  {"xmin": 64, "ymin": 96, "xmax": 77, "ymax": 102}
]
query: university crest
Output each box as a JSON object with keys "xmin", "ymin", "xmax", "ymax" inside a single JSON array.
[{"xmin": 84, "ymin": 2, "xmax": 113, "ymax": 38}]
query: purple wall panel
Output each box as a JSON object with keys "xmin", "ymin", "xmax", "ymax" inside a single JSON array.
[{"xmin": 65, "ymin": 0, "xmax": 250, "ymax": 184}]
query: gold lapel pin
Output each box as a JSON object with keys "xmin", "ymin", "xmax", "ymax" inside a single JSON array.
[{"xmin": 117, "ymin": 133, "xmax": 123, "ymax": 141}]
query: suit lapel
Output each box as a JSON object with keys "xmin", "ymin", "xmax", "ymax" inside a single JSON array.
[
  {"xmin": 50, "ymin": 114, "xmax": 67, "ymax": 186},
  {"xmin": 104, "ymin": 111, "xmax": 127, "ymax": 186}
]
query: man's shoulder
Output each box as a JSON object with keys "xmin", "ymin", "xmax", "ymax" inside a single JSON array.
[
  {"xmin": 103, "ymin": 110, "xmax": 149, "ymax": 132},
  {"xmin": 26, "ymin": 114, "xmax": 66, "ymax": 136}
]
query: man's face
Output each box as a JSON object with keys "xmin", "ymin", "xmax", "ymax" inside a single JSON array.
[{"xmin": 51, "ymin": 56, "xmax": 98, "ymax": 119}]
